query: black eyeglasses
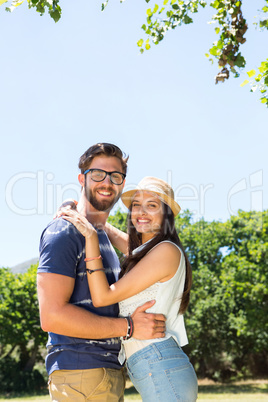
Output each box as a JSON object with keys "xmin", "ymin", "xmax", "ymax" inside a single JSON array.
[{"xmin": 84, "ymin": 168, "xmax": 126, "ymax": 185}]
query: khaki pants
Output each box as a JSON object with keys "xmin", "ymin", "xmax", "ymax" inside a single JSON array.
[{"xmin": 48, "ymin": 367, "xmax": 125, "ymax": 401}]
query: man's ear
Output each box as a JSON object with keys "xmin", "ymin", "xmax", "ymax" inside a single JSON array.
[{"xmin": 78, "ymin": 173, "xmax": 85, "ymax": 187}]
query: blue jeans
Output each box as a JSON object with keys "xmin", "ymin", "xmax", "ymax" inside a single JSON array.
[{"xmin": 126, "ymin": 337, "xmax": 198, "ymax": 401}]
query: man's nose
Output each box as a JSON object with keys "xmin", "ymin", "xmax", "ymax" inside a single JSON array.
[{"xmin": 102, "ymin": 174, "xmax": 112, "ymax": 185}]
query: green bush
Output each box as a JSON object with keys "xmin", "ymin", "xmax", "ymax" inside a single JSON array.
[
  {"xmin": 0, "ymin": 265, "xmax": 47, "ymax": 393},
  {"xmin": 0, "ymin": 356, "xmax": 46, "ymax": 393}
]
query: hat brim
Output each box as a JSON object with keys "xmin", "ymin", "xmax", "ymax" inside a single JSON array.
[{"xmin": 121, "ymin": 189, "xmax": 181, "ymax": 216}]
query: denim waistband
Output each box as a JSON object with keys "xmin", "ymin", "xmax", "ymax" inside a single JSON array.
[{"xmin": 127, "ymin": 337, "xmax": 180, "ymax": 365}]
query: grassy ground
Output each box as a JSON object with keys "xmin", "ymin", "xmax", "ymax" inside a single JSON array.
[
  {"xmin": 196, "ymin": 379, "xmax": 268, "ymax": 401},
  {"xmin": 0, "ymin": 379, "xmax": 267, "ymax": 401}
]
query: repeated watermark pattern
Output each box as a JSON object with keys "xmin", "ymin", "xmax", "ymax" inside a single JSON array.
[
  {"xmin": 5, "ymin": 170, "xmax": 264, "ymax": 217},
  {"xmin": 227, "ymin": 170, "xmax": 263, "ymax": 215}
]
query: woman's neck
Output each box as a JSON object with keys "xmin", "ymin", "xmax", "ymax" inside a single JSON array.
[{"xmin": 141, "ymin": 233, "xmax": 156, "ymax": 244}]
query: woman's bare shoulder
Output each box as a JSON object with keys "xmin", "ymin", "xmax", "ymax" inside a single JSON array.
[{"xmin": 148, "ymin": 241, "xmax": 181, "ymax": 261}]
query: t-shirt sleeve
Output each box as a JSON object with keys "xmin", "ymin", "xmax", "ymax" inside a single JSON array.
[{"xmin": 38, "ymin": 219, "xmax": 83, "ymax": 278}]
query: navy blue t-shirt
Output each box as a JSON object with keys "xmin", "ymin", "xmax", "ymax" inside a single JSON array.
[{"xmin": 38, "ymin": 218, "xmax": 122, "ymax": 375}]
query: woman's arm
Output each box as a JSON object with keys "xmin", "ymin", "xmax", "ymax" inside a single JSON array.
[
  {"xmin": 62, "ymin": 209, "xmax": 181, "ymax": 307},
  {"xmin": 38, "ymin": 273, "xmax": 166, "ymax": 340},
  {"xmin": 86, "ymin": 240, "xmax": 181, "ymax": 307},
  {"xmin": 104, "ymin": 222, "xmax": 129, "ymax": 255}
]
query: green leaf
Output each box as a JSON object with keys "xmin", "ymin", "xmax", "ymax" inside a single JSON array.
[
  {"xmin": 137, "ymin": 39, "xmax": 144, "ymax": 47},
  {"xmin": 183, "ymin": 15, "xmax": 193, "ymax": 24},
  {"xmin": 240, "ymin": 79, "xmax": 249, "ymax": 87},
  {"xmin": 146, "ymin": 8, "xmax": 153, "ymax": 17},
  {"xmin": 259, "ymin": 62, "xmax": 268, "ymax": 73},
  {"xmin": 0, "ymin": 0, "xmax": 8, "ymax": 5},
  {"xmin": 235, "ymin": 53, "xmax": 246, "ymax": 68},
  {"xmin": 209, "ymin": 46, "xmax": 220, "ymax": 56},
  {"xmin": 215, "ymin": 27, "xmax": 220, "ymax": 34},
  {"xmin": 101, "ymin": 2, "xmax": 109, "ymax": 11},
  {"xmin": 255, "ymin": 74, "xmax": 262, "ymax": 82},
  {"xmin": 153, "ymin": 4, "xmax": 159, "ymax": 13},
  {"xmin": 211, "ymin": 0, "xmax": 220, "ymax": 7},
  {"xmin": 247, "ymin": 69, "xmax": 256, "ymax": 78},
  {"xmin": 49, "ymin": 8, "xmax": 61, "ymax": 23},
  {"xmin": 259, "ymin": 19, "xmax": 268, "ymax": 29},
  {"xmin": 163, "ymin": 0, "xmax": 168, "ymax": 5}
]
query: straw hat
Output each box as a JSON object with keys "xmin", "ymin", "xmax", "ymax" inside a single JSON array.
[{"xmin": 121, "ymin": 176, "xmax": 181, "ymax": 216}]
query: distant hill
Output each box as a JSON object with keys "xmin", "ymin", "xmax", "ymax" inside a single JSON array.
[{"xmin": 9, "ymin": 257, "xmax": 39, "ymax": 274}]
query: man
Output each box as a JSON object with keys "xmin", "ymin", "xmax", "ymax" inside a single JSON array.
[{"xmin": 37, "ymin": 143, "xmax": 166, "ymax": 401}]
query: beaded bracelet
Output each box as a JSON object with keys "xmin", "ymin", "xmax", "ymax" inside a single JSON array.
[{"xmin": 123, "ymin": 316, "xmax": 134, "ymax": 340}]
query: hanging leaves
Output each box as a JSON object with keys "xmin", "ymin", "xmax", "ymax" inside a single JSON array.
[
  {"xmin": 1, "ymin": 0, "xmax": 268, "ymax": 107},
  {"xmin": 3, "ymin": 0, "xmax": 62, "ymax": 23}
]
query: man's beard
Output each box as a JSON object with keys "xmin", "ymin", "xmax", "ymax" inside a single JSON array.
[{"xmin": 85, "ymin": 181, "xmax": 121, "ymax": 212}]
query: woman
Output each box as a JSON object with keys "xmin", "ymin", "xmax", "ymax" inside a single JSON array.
[{"xmin": 62, "ymin": 176, "xmax": 198, "ymax": 401}]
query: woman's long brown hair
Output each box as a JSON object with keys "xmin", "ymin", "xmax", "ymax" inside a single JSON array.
[{"xmin": 119, "ymin": 202, "xmax": 192, "ymax": 314}]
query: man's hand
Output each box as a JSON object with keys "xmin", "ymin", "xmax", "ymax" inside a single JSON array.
[
  {"xmin": 53, "ymin": 199, "xmax": 77, "ymax": 219},
  {"xmin": 131, "ymin": 300, "xmax": 166, "ymax": 339}
]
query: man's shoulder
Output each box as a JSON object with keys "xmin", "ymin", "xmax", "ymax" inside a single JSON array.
[
  {"xmin": 41, "ymin": 218, "xmax": 83, "ymax": 242},
  {"xmin": 38, "ymin": 219, "xmax": 84, "ymax": 276},
  {"xmin": 39, "ymin": 218, "xmax": 85, "ymax": 256}
]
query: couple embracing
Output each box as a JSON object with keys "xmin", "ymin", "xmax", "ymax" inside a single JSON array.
[{"xmin": 38, "ymin": 142, "xmax": 198, "ymax": 401}]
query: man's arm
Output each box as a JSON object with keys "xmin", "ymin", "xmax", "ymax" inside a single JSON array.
[{"xmin": 37, "ymin": 272, "xmax": 166, "ymax": 339}]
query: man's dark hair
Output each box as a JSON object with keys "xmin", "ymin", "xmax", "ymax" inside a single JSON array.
[{"xmin": 79, "ymin": 143, "xmax": 128, "ymax": 174}]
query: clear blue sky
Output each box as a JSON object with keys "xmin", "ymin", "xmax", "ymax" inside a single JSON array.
[{"xmin": 1, "ymin": 0, "xmax": 267, "ymax": 267}]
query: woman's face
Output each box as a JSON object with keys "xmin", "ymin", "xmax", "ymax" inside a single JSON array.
[{"xmin": 131, "ymin": 191, "xmax": 164, "ymax": 242}]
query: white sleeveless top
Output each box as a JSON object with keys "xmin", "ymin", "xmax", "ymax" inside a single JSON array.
[{"xmin": 119, "ymin": 240, "xmax": 188, "ymax": 360}]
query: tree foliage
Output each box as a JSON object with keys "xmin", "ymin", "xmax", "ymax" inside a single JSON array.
[
  {"xmin": 0, "ymin": 209, "xmax": 267, "ymax": 393},
  {"xmin": 136, "ymin": 0, "xmax": 268, "ymax": 107},
  {"xmin": 179, "ymin": 210, "xmax": 268, "ymax": 380},
  {"xmin": 1, "ymin": 0, "xmax": 268, "ymax": 106},
  {"xmin": 0, "ymin": 264, "xmax": 47, "ymax": 392},
  {"xmin": 1, "ymin": 0, "xmax": 61, "ymax": 22}
]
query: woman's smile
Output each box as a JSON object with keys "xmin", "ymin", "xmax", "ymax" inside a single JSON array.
[{"xmin": 131, "ymin": 191, "xmax": 163, "ymax": 242}]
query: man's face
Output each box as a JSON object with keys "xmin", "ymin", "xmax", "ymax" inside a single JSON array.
[{"xmin": 84, "ymin": 155, "xmax": 125, "ymax": 212}]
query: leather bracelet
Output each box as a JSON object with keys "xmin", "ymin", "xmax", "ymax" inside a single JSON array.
[
  {"xmin": 86, "ymin": 268, "xmax": 105, "ymax": 275},
  {"xmin": 123, "ymin": 316, "xmax": 134, "ymax": 340}
]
